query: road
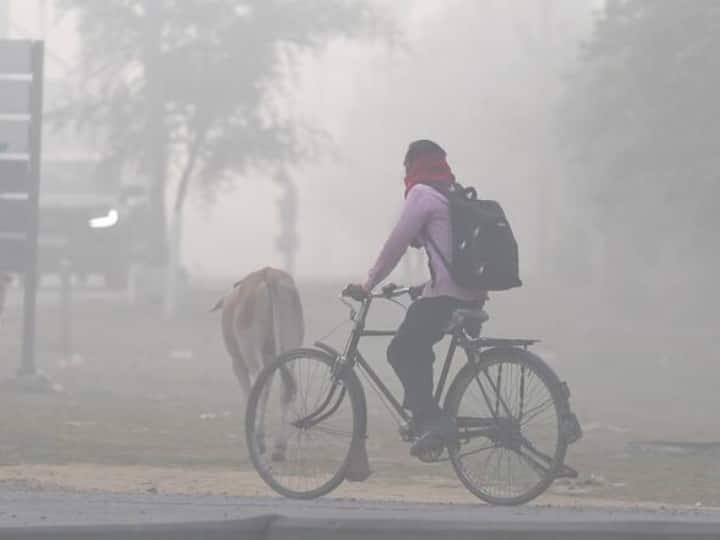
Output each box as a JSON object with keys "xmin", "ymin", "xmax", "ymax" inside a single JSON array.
[{"xmin": 0, "ymin": 488, "xmax": 718, "ymax": 529}]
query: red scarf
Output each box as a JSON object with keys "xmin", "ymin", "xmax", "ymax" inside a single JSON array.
[{"xmin": 404, "ymin": 153, "xmax": 455, "ymax": 198}]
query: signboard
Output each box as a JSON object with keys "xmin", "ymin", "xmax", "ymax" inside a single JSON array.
[
  {"xmin": 0, "ymin": 80, "xmax": 32, "ymax": 114},
  {"xmin": 0, "ymin": 39, "xmax": 44, "ymax": 378},
  {"xmin": 0, "ymin": 40, "xmax": 32, "ymax": 74},
  {"xmin": 0, "ymin": 234, "xmax": 27, "ymax": 272},
  {"xmin": 0, "ymin": 118, "xmax": 30, "ymax": 155},
  {"xmin": 0, "ymin": 198, "xmax": 30, "ymax": 232},
  {"xmin": 0, "ymin": 159, "xmax": 29, "ymax": 192}
]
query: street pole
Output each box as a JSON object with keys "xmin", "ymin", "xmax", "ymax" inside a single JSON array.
[
  {"xmin": 59, "ymin": 258, "xmax": 73, "ymax": 360},
  {"xmin": 19, "ymin": 41, "xmax": 44, "ymax": 377}
]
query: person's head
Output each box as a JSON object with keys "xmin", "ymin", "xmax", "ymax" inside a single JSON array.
[
  {"xmin": 403, "ymin": 139, "xmax": 447, "ymax": 170},
  {"xmin": 402, "ymin": 139, "xmax": 454, "ymax": 197}
]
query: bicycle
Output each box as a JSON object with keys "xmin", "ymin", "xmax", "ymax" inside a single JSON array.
[{"xmin": 245, "ymin": 284, "xmax": 582, "ymax": 505}]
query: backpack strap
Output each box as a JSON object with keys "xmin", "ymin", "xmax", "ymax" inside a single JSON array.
[
  {"xmin": 424, "ymin": 232, "xmax": 452, "ymax": 281},
  {"xmin": 421, "ymin": 183, "xmax": 456, "ymax": 281},
  {"xmin": 426, "ymin": 182, "xmax": 475, "ymax": 200}
]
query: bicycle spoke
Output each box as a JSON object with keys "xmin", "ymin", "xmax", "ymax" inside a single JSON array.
[
  {"xmin": 456, "ymin": 443, "xmax": 497, "ymax": 460},
  {"xmin": 310, "ymin": 424, "xmax": 354, "ymax": 438},
  {"xmin": 519, "ymin": 397, "xmax": 554, "ymax": 426},
  {"xmin": 521, "ymin": 436, "xmax": 556, "ymax": 468},
  {"xmin": 516, "ymin": 449, "xmax": 549, "ymax": 478},
  {"xmin": 248, "ymin": 351, "xmax": 357, "ymax": 498},
  {"xmin": 450, "ymin": 353, "xmax": 564, "ymax": 504}
]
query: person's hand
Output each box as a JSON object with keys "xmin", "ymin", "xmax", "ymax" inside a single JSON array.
[
  {"xmin": 409, "ymin": 285, "xmax": 424, "ymax": 301},
  {"xmin": 342, "ymin": 283, "xmax": 368, "ymax": 301}
]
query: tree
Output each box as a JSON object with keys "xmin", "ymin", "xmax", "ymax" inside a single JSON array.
[
  {"xmin": 559, "ymin": 0, "xmax": 720, "ymax": 309},
  {"xmin": 56, "ymin": 0, "xmax": 379, "ymax": 315}
]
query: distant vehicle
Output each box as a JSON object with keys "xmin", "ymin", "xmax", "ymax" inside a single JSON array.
[{"xmin": 38, "ymin": 158, "xmax": 151, "ymax": 289}]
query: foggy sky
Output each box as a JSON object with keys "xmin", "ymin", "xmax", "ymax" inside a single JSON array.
[{"xmin": 7, "ymin": 0, "xmax": 599, "ymax": 282}]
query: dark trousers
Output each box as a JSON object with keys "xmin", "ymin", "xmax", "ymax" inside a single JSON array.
[{"xmin": 387, "ymin": 296, "xmax": 470, "ymax": 427}]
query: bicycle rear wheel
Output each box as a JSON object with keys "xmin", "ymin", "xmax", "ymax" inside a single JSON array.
[
  {"xmin": 445, "ymin": 347, "xmax": 568, "ymax": 505},
  {"xmin": 245, "ymin": 348, "xmax": 365, "ymax": 499}
]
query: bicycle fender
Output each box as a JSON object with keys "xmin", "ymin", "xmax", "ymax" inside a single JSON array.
[{"xmin": 313, "ymin": 341, "xmax": 341, "ymax": 359}]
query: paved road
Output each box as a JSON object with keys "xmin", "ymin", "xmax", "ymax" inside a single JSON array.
[{"xmin": 0, "ymin": 488, "xmax": 718, "ymax": 529}]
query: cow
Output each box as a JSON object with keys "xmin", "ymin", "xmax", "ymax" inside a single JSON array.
[{"xmin": 211, "ymin": 267, "xmax": 303, "ymax": 461}]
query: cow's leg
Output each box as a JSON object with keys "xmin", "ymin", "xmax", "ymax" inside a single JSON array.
[
  {"xmin": 239, "ymin": 335, "xmax": 272, "ymax": 455},
  {"xmin": 255, "ymin": 367, "xmax": 275, "ymax": 459},
  {"xmin": 271, "ymin": 360, "xmax": 297, "ymax": 463},
  {"xmin": 232, "ymin": 356, "xmax": 268, "ymax": 454},
  {"xmin": 231, "ymin": 357, "xmax": 252, "ymax": 401}
]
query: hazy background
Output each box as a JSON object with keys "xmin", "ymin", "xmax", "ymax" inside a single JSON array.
[
  {"xmin": 5, "ymin": 0, "xmax": 599, "ymax": 281},
  {"xmin": 2, "ymin": 0, "xmax": 720, "ymax": 506}
]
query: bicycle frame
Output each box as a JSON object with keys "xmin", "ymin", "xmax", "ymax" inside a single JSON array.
[
  {"xmin": 306, "ymin": 292, "xmax": 544, "ymax": 439},
  {"xmin": 323, "ymin": 294, "xmax": 468, "ymax": 426},
  {"xmin": 282, "ymin": 289, "xmax": 580, "ymax": 490}
]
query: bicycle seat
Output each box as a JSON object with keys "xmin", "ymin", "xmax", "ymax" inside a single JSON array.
[{"xmin": 446, "ymin": 307, "xmax": 489, "ymax": 336}]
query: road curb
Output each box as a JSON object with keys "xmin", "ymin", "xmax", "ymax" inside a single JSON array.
[
  {"xmin": 0, "ymin": 514, "xmax": 719, "ymax": 539},
  {"xmin": 269, "ymin": 517, "xmax": 720, "ymax": 540},
  {"xmin": 0, "ymin": 515, "xmax": 276, "ymax": 540}
]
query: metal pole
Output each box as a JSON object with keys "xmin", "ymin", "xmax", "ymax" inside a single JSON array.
[
  {"xmin": 19, "ymin": 41, "xmax": 44, "ymax": 376},
  {"xmin": 59, "ymin": 258, "xmax": 72, "ymax": 359}
]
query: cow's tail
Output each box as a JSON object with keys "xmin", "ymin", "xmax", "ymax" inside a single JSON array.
[
  {"xmin": 267, "ymin": 276, "xmax": 283, "ymax": 358},
  {"xmin": 266, "ymin": 274, "xmax": 297, "ymax": 402},
  {"xmin": 209, "ymin": 297, "xmax": 224, "ymax": 312}
]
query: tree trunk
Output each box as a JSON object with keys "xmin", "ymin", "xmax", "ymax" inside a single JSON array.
[
  {"xmin": 164, "ymin": 129, "xmax": 205, "ymax": 319},
  {"xmin": 142, "ymin": 2, "xmax": 169, "ymax": 267},
  {"xmin": 164, "ymin": 214, "xmax": 183, "ymax": 318}
]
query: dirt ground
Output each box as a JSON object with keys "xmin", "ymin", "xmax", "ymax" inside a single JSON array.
[{"xmin": 0, "ymin": 278, "xmax": 719, "ymax": 507}]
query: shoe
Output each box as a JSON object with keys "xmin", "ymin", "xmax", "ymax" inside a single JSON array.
[{"xmin": 410, "ymin": 414, "xmax": 457, "ymax": 457}]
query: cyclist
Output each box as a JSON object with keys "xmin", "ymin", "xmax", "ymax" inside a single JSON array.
[{"xmin": 353, "ymin": 139, "xmax": 487, "ymax": 456}]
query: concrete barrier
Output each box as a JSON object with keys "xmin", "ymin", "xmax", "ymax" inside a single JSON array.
[
  {"xmin": 0, "ymin": 515, "xmax": 275, "ymax": 540},
  {"xmin": 270, "ymin": 517, "xmax": 720, "ymax": 540},
  {"xmin": 0, "ymin": 514, "xmax": 718, "ymax": 540}
]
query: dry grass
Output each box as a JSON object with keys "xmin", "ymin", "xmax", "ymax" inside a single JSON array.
[{"xmin": 0, "ymin": 279, "xmax": 718, "ymax": 506}]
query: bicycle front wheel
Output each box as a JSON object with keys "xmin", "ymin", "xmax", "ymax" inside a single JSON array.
[
  {"xmin": 245, "ymin": 348, "xmax": 365, "ymax": 499},
  {"xmin": 445, "ymin": 347, "xmax": 568, "ymax": 505}
]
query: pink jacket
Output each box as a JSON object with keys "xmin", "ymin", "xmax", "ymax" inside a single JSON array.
[{"xmin": 364, "ymin": 184, "xmax": 486, "ymax": 302}]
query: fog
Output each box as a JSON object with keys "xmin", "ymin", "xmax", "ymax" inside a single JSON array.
[
  {"xmin": 186, "ymin": 0, "xmax": 598, "ymax": 281},
  {"xmin": 2, "ymin": 0, "xmax": 720, "ymax": 513},
  {"xmin": 9, "ymin": 0, "xmax": 599, "ymax": 281}
]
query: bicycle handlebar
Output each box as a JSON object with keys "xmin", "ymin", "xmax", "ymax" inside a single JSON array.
[
  {"xmin": 377, "ymin": 283, "xmax": 412, "ymax": 299},
  {"xmin": 340, "ymin": 283, "xmax": 412, "ymax": 302}
]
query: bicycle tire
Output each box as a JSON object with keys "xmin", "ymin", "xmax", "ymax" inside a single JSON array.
[
  {"xmin": 445, "ymin": 346, "xmax": 568, "ymax": 505},
  {"xmin": 245, "ymin": 348, "xmax": 366, "ymax": 499}
]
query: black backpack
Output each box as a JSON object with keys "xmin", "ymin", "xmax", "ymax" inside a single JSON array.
[{"xmin": 425, "ymin": 183, "xmax": 522, "ymax": 291}]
